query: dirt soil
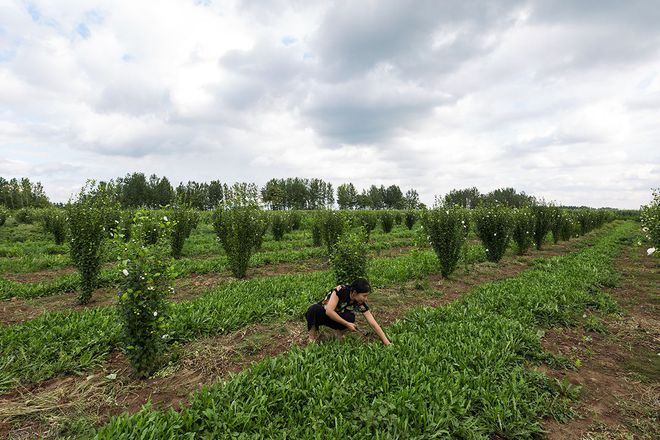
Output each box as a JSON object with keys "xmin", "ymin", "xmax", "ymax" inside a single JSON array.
[
  {"xmin": 541, "ymin": 244, "xmax": 659, "ymax": 439},
  {"xmin": 0, "ymin": 227, "xmax": 634, "ymax": 439}
]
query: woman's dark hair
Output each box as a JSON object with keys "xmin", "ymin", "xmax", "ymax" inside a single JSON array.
[{"xmin": 350, "ymin": 277, "xmax": 371, "ymax": 294}]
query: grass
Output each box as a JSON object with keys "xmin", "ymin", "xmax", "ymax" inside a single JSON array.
[{"xmin": 91, "ymin": 222, "xmax": 635, "ymax": 439}]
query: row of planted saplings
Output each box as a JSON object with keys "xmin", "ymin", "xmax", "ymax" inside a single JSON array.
[{"xmin": 421, "ymin": 206, "xmax": 614, "ymax": 278}]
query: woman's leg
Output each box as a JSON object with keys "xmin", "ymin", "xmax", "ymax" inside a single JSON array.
[{"xmin": 305, "ymin": 304, "xmax": 326, "ymax": 342}]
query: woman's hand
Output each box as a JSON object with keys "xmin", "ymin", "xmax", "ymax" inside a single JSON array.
[{"xmin": 345, "ymin": 322, "xmax": 358, "ymax": 332}]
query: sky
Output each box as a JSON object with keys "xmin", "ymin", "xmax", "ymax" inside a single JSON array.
[{"xmin": 0, "ymin": 0, "xmax": 659, "ymax": 208}]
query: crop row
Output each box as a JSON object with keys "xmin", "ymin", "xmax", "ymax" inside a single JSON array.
[
  {"xmin": 0, "ymin": 222, "xmax": 417, "ymax": 274},
  {"xmin": 0, "ymin": 235, "xmax": 416, "ymax": 300},
  {"xmin": 92, "ymin": 222, "xmax": 631, "ymax": 439},
  {"xmin": 0, "ymin": 248, "xmax": 446, "ymax": 391}
]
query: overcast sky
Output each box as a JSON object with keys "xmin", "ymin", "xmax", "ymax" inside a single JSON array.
[{"xmin": 1, "ymin": 0, "xmax": 659, "ymax": 208}]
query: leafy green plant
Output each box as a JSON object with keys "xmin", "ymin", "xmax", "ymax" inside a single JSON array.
[
  {"xmin": 318, "ymin": 210, "xmax": 346, "ymax": 254},
  {"xmin": 640, "ymin": 189, "xmax": 659, "ymax": 249},
  {"xmin": 404, "ymin": 210, "xmax": 416, "ymax": 230},
  {"xmin": 212, "ymin": 205, "xmax": 267, "ymax": 278},
  {"xmin": 329, "ymin": 228, "xmax": 369, "ymax": 284},
  {"xmin": 170, "ymin": 205, "xmax": 199, "ymax": 259},
  {"xmin": 271, "ymin": 212, "xmax": 287, "ymax": 241},
  {"xmin": 0, "ymin": 206, "xmax": 8, "ymax": 226},
  {"xmin": 311, "ymin": 213, "xmax": 322, "ymax": 247},
  {"xmin": 473, "ymin": 207, "xmax": 513, "ymax": 262},
  {"xmin": 531, "ymin": 204, "xmax": 554, "ymax": 250},
  {"xmin": 549, "ymin": 207, "xmax": 563, "ymax": 244},
  {"xmin": 66, "ymin": 187, "xmax": 108, "ymax": 304},
  {"xmin": 15, "ymin": 208, "xmax": 34, "ymax": 224},
  {"xmin": 512, "ymin": 208, "xmax": 535, "ymax": 255},
  {"xmin": 558, "ymin": 212, "xmax": 575, "ymax": 241},
  {"xmin": 287, "ymin": 211, "xmax": 302, "ymax": 231},
  {"xmin": 117, "ymin": 210, "xmax": 175, "ymax": 377},
  {"xmin": 43, "ymin": 207, "xmax": 67, "ymax": 245},
  {"xmin": 380, "ymin": 210, "xmax": 394, "ymax": 233},
  {"xmin": 355, "ymin": 211, "xmax": 377, "ymax": 238},
  {"xmin": 421, "ymin": 207, "xmax": 469, "ymax": 277}
]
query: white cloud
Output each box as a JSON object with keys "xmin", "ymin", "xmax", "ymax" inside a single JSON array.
[{"xmin": 0, "ymin": 0, "xmax": 658, "ymax": 208}]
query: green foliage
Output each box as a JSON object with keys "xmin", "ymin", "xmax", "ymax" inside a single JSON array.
[
  {"xmin": 0, "ymin": 249, "xmax": 442, "ymax": 390},
  {"xmin": 310, "ymin": 213, "xmax": 322, "ymax": 247},
  {"xmin": 421, "ymin": 207, "xmax": 469, "ymax": 277},
  {"xmin": 212, "ymin": 205, "xmax": 267, "ymax": 278},
  {"xmin": 116, "ymin": 210, "xmax": 175, "ymax": 377},
  {"xmin": 67, "ymin": 184, "xmax": 110, "ymax": 304},
  {"xmin": 473, "ymin": 207, "xmax": 513, "ymax": 262},
  {"xmin": 558, "ymin": 212, "xmax": 575, "ymax": 241},
  {"xmin": 318, "ymin": 210, "xmax": 346, "ymax": 254},
  {"xmin": 379, "ymin": 210, "xmax": 394, "ymax": 233},
  {"xmin": 170, "ymin": 205, "xmax": 199, "ymax": 259},
  {"xmin": 15, "ymin": 208, "xmax": 35, "ymax": 224},
  {"xmin": 0, "ymin": 206, "xmax": 7, "ymax": 226},
  {"xmin": 329, "ymin": 229, "xmax": 369, "ymax": 284},
  {"xmin": 42, "ymin": 208, "xmax": 67, "ymax": 245},
  {"xmin": 270, "ymin": 212, "xmax": 287, "ymax": 241},
  {"xmin": 640, "ymin": 189, "xmax": 659, "ymax": 249},
  {"xmin": 404, "ymin": 210, "xmax": 416, "ymax": 230},
  {"xmin": 548, "ymin": 207, "xmax": 563, "ymax": 244},
  {"xmin": 92, "ymin": 223, "xmax": 630, "ymax": 439},
  {"xmin": 287, "ymin": 211, "xmax": 302, "ymax": 231},
  {"xmin": 355, "ymin": 211, "xmax": 377, "ymax": 237},
  {"xmin": 531, "ymin": 205, "xmax": 554, "ymax": 250},
  {"xmin": 511, "ymin": 208, "xmax": 536, "ymax": 255}
]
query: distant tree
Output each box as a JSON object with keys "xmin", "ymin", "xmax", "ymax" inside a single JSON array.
[
  {"xmin": 404, "ymin": 189, "xmax": 420, "ymax": 209},
  {"xmin": 443, "ymin": 187, "xmax": 482, "ymax": 208},
  {"xmin": 384, "ymin": 185, "xmax": 404, "ymax": 209},
  {"xmin": 337, "ymin": 183, "xmax": 358, "ymax": 209},
  {"xmin": 482, "ymin": 187, "xmax": 535, "ymax": 208}
]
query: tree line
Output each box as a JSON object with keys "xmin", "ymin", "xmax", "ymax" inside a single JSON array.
[{"xmin": 0, "ymin": 177, "xmax": 50, "ymax": 209}]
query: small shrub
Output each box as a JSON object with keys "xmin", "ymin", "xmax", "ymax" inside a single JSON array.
[
  {"xmin": 67, "ymin": 195, "xmax": 107, "ymax": 304},
  {"xmin": 170, "ymin": 205, "xmax": 199, "ymax": 259},
  {"xmin": 558, "ymin": 212, "xmax": 575, "ymax": 241},
  {"xmin": 421, "ymin": 207, "xmax": 469, "ymax": 278},
  {"xmin": 405, "ymin": 211, "xmax": 416, "ymax": 230},
  {"xmin": 531, "ymin": 205, "xmax": 554, "ymax": 250},
  {"xmin": 15, "ymin": 208, "xmax": 34, "ymax": 224},
  {"xmin": 473, "ymin": 207, "xmax": 513, "ymax": 262},
  {"xmin": 641, "ymin": 189, "xmax": 660, "ymax": 249},
  {"xmin": 393, "ymin": 211, "xmax": 403, "ymax": 225},
  {"xmin": 287, "ymin": 211, "xmax": 302, "ymax": 231},
  {"xmin": 380, "ymin": 211, "xmax": 394, "ymax": 233},
  {"xmin": 329, "ymin": 228, "xmax": 369, "ymax": 284},
  {"xmin": 311, "ymin": 212, "xmax": 322, "ymax": 247},
  {"xmin": 356, "ymin": 211, "xmax": 377, "ymax": 238},
  {"xmin": 549, "ymin": 207, "xmax": 563, "ymax": 244},
  {"xmin": 212, "ymin": 205, "xmax": 267, "ymax": 278},
  {"xmin": 0, "ymin": 207, "xmax": 7, "ymax": 226},
  {"xmin": 117, "ymin": 210, "xmax": 174, "ymax": 377},
  {"xmin": 139, "ymin": 212, "xmax": 162, "ymax": 245},
  {"xmin": 511, "ymin": 208, "xmax": 535, "ymax": 255},
  {"xmin": 43, "ymin": 208, "xmax": 67, "ymax": 245},
  {"xmin": 271, "ymin": 213, "xmax": 287, "ymax": 241},
  {"xmin": 318, "ymin": 210, "xmax": 346, "ymax": 254}
]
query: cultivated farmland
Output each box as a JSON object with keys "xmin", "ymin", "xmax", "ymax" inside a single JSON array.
[{"xmin": 0, "ymin": 199, "xmax": 658, "ymax": 439}]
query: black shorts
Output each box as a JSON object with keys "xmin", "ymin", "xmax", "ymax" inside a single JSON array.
[{"xmin": 305, "ymin": 303, "xmax": 355, "ymax": 331}]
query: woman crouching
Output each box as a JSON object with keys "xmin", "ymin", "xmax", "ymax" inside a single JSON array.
[{"xmin": 305, "ymin": 277, "xmax": 391, "ymax": 346}]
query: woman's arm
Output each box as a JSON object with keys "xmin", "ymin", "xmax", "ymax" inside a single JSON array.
[
  {"xmin": 363, "ymin": 311, "xmax": 391, "ymax": 345},
  {"xmin": 324, "ymin": 292, "xmax": 357, "ymax": 331}
]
